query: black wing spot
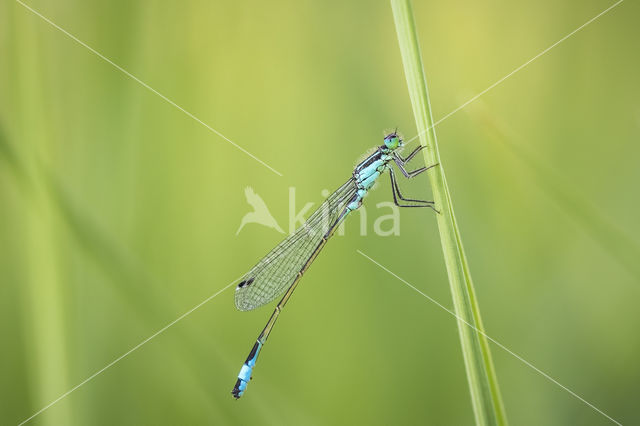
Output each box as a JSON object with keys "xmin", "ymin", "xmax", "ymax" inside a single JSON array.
[{"xmin": 238, "ymin": 277, "xmax": 255, "ymax": 289}]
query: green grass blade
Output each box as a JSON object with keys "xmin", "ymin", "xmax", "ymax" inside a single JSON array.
[{"xmin": 390, "ymin": 1, "xmax": 507, "ymax": 424}]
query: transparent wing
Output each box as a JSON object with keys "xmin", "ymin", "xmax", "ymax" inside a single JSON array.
[{"xmin": 234, "ymin": 178, "xmax": 357, "ymax": 311}]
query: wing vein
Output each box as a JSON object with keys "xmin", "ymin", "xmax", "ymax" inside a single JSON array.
[{"xmin": 235, "ymin": 178, "xmax": 357, "ymax": 311}]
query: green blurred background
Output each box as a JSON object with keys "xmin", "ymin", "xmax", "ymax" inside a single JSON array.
[{"xmin": 1, "ymin": 0, "xmax": 639, "ymax": 424}]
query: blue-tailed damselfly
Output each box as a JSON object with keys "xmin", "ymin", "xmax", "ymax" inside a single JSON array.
[{"xmin": 232, "ymin": 131, "xmax": 438, "ymax": 398}]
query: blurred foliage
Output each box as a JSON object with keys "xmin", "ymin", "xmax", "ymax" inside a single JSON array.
[{"xmin": 1, "ymin": 0, "xmax": 638, "ymax": 425}]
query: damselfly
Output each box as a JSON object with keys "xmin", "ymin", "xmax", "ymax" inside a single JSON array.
[{"xmin": 232, "ymin": 131, "xmax": 438, "ymax": 398}]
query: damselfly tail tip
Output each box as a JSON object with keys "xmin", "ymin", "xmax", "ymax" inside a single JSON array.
[{"xmin": 231, "ymin": 378, "xmax": 245, "ymax": 399}]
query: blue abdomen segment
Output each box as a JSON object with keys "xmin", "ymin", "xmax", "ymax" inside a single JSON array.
[
  {"xmin": 232, "ymin": 340, "xmax": 263, "ymax": 399},
  {"xmin": 346, "ymin": 188, "xmax": 368, "ymax": 211}
]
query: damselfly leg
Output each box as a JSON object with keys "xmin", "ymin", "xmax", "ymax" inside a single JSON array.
[
  {"xmin": 388, "ymin": 168, "xmax": 439, "ymax": 213},
  {"xmin": 397, "ymin": 144, "xmax": 425, "ymax": 163}
]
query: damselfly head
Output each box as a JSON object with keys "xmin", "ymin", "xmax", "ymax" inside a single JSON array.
[{"xmin": 383, "ymin": 130, "xmax": 403, "ymax": 150}]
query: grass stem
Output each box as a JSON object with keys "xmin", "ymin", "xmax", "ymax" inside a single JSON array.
[{"xmin": 390, "ymin": 1, "xmax": 507, "ymax": 424}]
